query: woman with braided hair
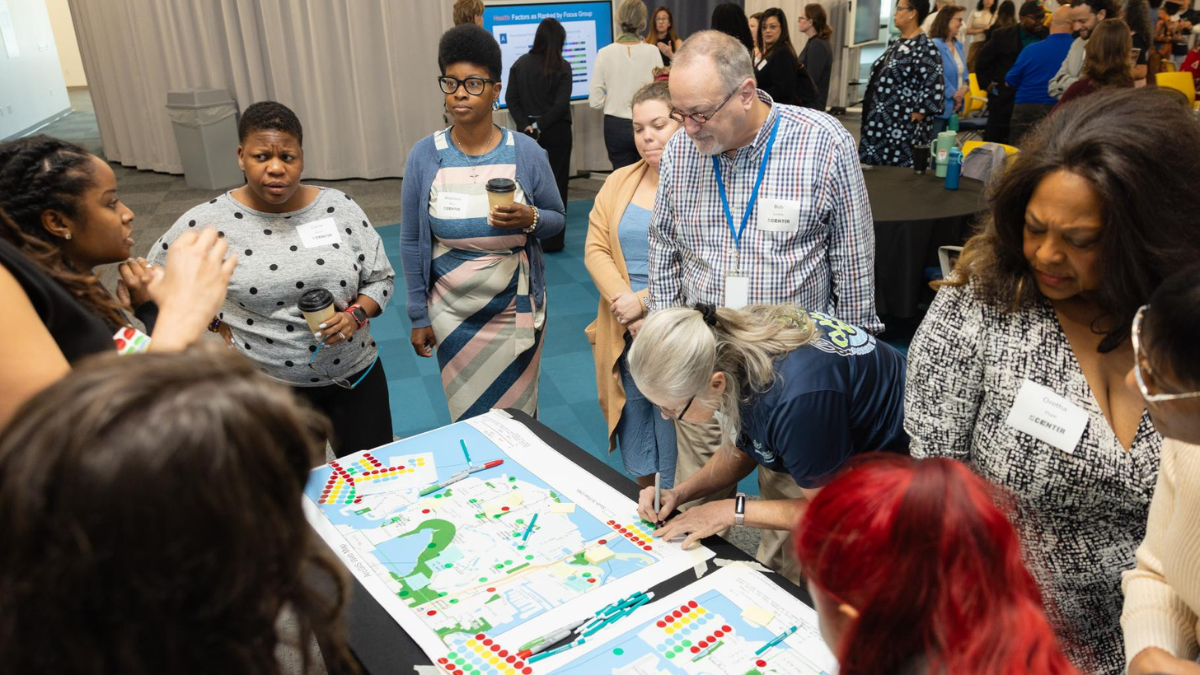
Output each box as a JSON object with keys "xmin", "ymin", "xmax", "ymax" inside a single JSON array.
[
  {"xmin": 0, "ymin": 135, "xmax": 234, "ymax": 426},
  {"xmin": 630, "ymin": 303, "xmax": 908, "ymax": 583}
]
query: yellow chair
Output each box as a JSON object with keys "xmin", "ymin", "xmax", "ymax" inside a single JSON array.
[
  {"xmin": 1156, "ymin": 71, "xmax": 1196, "ymax": 106},
  {"xmin": 963, "ymin": 73, "xmax": 988, "ymax": 117},
  {"xmin": 962, "ymin": 141, "xmax": 1019, "ymax": 157}
]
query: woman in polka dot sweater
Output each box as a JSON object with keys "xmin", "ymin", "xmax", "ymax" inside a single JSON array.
[{"xmin": 150, "ymin": 101, "xmax": 395, "ymax": 457}]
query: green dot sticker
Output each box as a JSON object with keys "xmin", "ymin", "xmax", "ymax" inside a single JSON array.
[
  {"xmin": 495, "ymin": 564, "xmax": 504, "ymax": 569},
  {"xmin": 508, "ymin": 476, "xmax": 516, "ymax": 482},
  {"xmin": 515, "ymin": 519, "xmax": 525, "ymax": 524},
  {"xmin": 582, "ymin": 573, "xmax": 591, "ymax": 578},
  {"xmin": 525, "ymin": 555, "xmax": 534, "ymax": 560},
  {"xmin": 504, "ymin": 560, "xmax": 513, "ymax": 565},
  {"xmin": 434, "ymin": 494, "xmax": 443, "ymax": 499},
  {"xmin": 613, "ymin": 648, "xmax": 624, "ymax": 656},
  {"xmin": 665, "ymin": 651, "xmax": 676, "ymax": 659},
  {"xmin": 427, "ymin": 543, "xmax": 437, "ymax": 549},
  {"xmin": 517, "ymin": 545, "xmax": 526, "ymax": 550},
  {"xmin": 682, "ymin": 640, "xmax": 692, "ymax": 647},
  {"xmin": 445, "ymin": 563, "xmax": 453, "ymax": 569},
  {"xmin": 449, "ymin": 598, "xmax": 459, "ymax": 604},
  {"xmin": 478, "ymin": 577, "xmax": 488, "ymax": 583},
  {"xmin": 399, "ymin": 590, "xmax": 409, "ymax": 597}
]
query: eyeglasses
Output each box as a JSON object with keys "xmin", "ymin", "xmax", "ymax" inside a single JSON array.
[
  {"xmin": 661, "ymin": 396, "xmax": 696, "ymax": 421},
  {"xmin": 437, "ymin": 76, "xmax": 497, "ymax": 96},
  {"xmin": 1132, "ymin": 304, "xmax": 1200, "ymax": 403},
  {"xmin": 308, "ymin": 339, "xmax": 378, "ymax": 390},
  {"xmin": 670, "ymin": 88, "xmax": 740, "ymax": 125},
  {"xmin": 895, "ymin": 3, "xmax": 914, "ymax": 11}
]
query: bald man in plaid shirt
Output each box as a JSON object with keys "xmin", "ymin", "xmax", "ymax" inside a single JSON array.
[{"xmin": 642, "ymin": 31, "xmax": 879, "ymax": 582}]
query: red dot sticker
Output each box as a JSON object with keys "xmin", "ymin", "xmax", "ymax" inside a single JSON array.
[
  {"xmin": 714, "ymin": 630, "xmax": 724, "ymax": 638},
  {"xmin": 756, "ymin": 660, "xmax": 767, "ymax": 668},
  {"xmin": 489, "ymin": 643, "xmax": 500, "ymax": 652},
  {"xmin": 475, "ymin": 633, "xmax": 486, "ymax": 640},
  {"xmin": 698, "ymin": 640, "xmax": 709, "ymax": 649},
  {"xmin": 656, "ymin": 621, "xmax": 665, "ymax": 628},
  {"xmin": 482, "ymin": 638, "xmax": 493, "ymax": 646},
  {"xmin": 598, "ymin": 539, "xmax": 607, "ymax": 545},
  {"xmin": 498, "ymin": 649, "xmax": 509, "ymax": 657},
  {"xmin": 722, "ymin": 625, "xmax": 733, "ymax": 633},
  {"xmin": 506, "ymin": 655, "xmax": 516, "ymax": 663},
  {"xmin": 688, "ymin": 600, "xmax": 698, "ymax": 608},
  {"xmin": 607, "ymin": 520, "xmax": 616, "ymax": 525},
  {"xmin": 426, "ymin": 610, "xmax": 437, "ymax": 616},
  {"xmin": 515, "ymin": 661, "xmax": 526, "ymax": 669},
  {"xmin": 587, "ymin": 578, "xmax": 597, "ymax": 583},
  {"xmin": 442, "ymin": 664, "xmax": 455, "ymax": 672},
  {"xmin": 642, "ymin": 545, "xmax": 653, "ymax": 551},
  {"xmin": 672, "ymin": 610, "xmax": 683, "ymax": 618},
  {"xmin": 422, "ymin": 509, "xmax": 431, "ymax": 514},
  {"xmin": 454, "ymin": 670, "xmax": 464, "ymax": 675},
  {"xmin": 438, "ymin": 658, "xmax": 449, "ymax": 664},
  {"xmin": 522, "ymin": 668, "xmax": 533, "ymax": 675},
  {"xmin": 501, "ymin": 506, "xmax": 510, "ymax": 512},
  {"xmin": 690, "ymin": 646, "xmax": 700, "ymax": 654},
  {"xmin": 487, "ymin": 587, "xmax": 496, "ymax": 593},
  {"xmin": 680, "ymin": 605, "xmax": 689, "ymax": 613}
]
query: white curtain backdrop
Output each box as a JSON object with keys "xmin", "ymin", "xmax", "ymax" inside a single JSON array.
[{"xmin": 67, "ymin": 0, "xmax": 611, "ymax": 179}]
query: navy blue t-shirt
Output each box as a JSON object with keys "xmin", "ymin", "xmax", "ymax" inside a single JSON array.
[{"xmin": 736, "ymin": 311, "xmax": 910, "ymax": 488}]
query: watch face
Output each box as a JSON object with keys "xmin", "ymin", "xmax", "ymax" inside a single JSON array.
[{"xmin": 351, "ymin": 307, "xmax": 367, "ymax": 323}]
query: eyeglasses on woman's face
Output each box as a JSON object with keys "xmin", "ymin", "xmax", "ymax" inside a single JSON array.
[
  {"xmin": 896, "ymin": 3, "xmax": 915, "ymax": 12},
  {"xmin": 437, "ymin": 76, "xmax": 496, "ymax": 96},
  {"xmin": 660, "ymin": 396, "xmax": 696, "ymax": 421},
  {"xmin": 1131, "ymin": 304, "xmax": 1200, "ymax": 403}
]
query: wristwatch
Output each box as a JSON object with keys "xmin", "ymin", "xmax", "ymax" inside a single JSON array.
[
  {"xmin": 734, "ymin": 493, "xmax": 747, "ymax": 527},
  {"xmin": 347, "ymin": 304, "xmax": 369, "ymax": 328}
]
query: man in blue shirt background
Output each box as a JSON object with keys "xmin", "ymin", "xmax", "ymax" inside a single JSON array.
[{"xmin": 1006, "ymin": 6, "xmax": 1075, "ymax": 145}]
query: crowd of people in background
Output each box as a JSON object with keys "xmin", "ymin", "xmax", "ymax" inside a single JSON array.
[{"xmin": 3, "ymin": 1, "xmax": 1200, "ymax": 674}]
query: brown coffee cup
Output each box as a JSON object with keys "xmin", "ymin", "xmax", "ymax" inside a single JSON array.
[
  {"xmin": 485, "ymin": 177, "xmax": 517, "ymax": 210},
  {"xmin": 298, "ymin": 288, "xmax": 336, "ymax": 334}
]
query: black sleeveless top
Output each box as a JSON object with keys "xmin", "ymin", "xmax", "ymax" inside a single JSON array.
[{"xmin": 0, "ymin": 238, "xmax": 115, "ymax": 362}]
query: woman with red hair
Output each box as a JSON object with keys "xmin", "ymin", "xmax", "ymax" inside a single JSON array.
[{"xmin": 795, "ymin": 456, "xmax": 1078, "ymax": 675}]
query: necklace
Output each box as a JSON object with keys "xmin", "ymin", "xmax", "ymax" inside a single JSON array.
[{"xmin": 452, "ymin": 125, "xmax": 497, "ymax": 180}]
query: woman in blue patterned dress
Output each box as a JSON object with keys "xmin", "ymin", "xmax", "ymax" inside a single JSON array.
[
  {"xmin": 859, "ymin": 0, "xmax": 945, "ymax": 167},
  {"xmin": 401, "ymin": 25, "xmax": 565, "ymax": 421}
]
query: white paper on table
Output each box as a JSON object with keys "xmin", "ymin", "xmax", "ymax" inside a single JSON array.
[
  {"xmin": 303, "ymin": 410, "xmax": 714, "ymax": 666},
  {"xmin": 538, "ymin": 562, "xmax": 839, "ymax": 674}
]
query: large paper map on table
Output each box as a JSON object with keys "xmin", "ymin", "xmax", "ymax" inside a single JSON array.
[
  {"xmin": 537, "ymin": 563, "xmax": 837, "ymax": 675},
  {"xmin": 303, "ymin": 411, "xmax": 712, "ymax": 666}
]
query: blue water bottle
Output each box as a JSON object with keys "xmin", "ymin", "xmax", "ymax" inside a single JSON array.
[{"xmin": 945, "ymin": 147, "xmax": 962, "ymax": 190}]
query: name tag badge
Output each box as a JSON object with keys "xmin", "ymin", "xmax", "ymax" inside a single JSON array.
[
  {"xmin": 1005, "ymin": 379, "xmax": 1089, "ymax": 454},
  {"xmin": 295, "ymin": 217, "xmax": 342, "ymax": 249},
  {"xmin": 758, "ymin": 198, "xmax": 801, "ymax": 233},
  {"xmin": 724, "ymin": 272, "xmax": 750, "ymax": 309},
  {"xmin": 435, "ymin": 192, "xmax": 480, "ymax": 219}
]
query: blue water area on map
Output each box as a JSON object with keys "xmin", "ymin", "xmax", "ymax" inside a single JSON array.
[
  {"xmin": 370, "ymin": 528, "xmax": 433, "ymax": 577},
  {"xmin": 547, "ymin": 589, "xmax": 804, "ymax": 675},
  {"xmin": 304, "ymin": 418, "xmax": 629, "ymax": 548}
]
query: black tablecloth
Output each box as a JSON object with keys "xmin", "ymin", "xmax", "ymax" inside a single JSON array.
[
  {"xmin": 863, "ymin": 166, "xmax": 988, "ymax": 320},
  {"xmin": 332, "ymin": 410, "xmax": 813, "ymax": 674}
]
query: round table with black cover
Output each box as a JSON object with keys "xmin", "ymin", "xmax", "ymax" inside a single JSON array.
[{"xmin": 862, "ymin": 166, "xmax": 987, "ymax": 321}]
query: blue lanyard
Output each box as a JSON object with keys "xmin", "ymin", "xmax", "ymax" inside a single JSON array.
[{"xmin": 712, "ymin": 113, "xmax": 782, "ymax": 259}]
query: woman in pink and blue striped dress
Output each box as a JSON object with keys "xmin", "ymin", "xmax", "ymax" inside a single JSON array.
[{"xmin": 401, "ymin": 25, "xmax": 565, "ymax": 420}]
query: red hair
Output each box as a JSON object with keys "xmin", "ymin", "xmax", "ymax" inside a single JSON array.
[{"xmin": 795, "ymin": 456, "xmax": 1078, "ymax": 675}]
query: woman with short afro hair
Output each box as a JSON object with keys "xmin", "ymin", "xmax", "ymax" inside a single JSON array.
[{"xmin": 401, "ymin": 24, "xmax": 565, "ymax": 421}]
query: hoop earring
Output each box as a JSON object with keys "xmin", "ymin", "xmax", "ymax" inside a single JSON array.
[{"xmin": 492, "ymin": 100, "xmax": 500, "ymax": 111}]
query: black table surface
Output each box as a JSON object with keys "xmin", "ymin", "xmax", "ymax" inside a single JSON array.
[
  {"xmin": 862, "ymin": 165, "xmax": 986, "ymax": 224},
  {"xmin": 335, "ymin": 410, "xmax": 814, "ymax": 675}
]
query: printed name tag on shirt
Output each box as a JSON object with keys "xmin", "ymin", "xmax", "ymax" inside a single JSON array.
[
  {"xmin": 758, "ymin": 198, "xmax": 801, "ymax": 233},
  {"xmin": 1005, "ymin": 379, "xmax": 1089, "ymax": 454},
  {"xmin": 435, "ymin": 192, "xmax": 482, "ymax": 219},
  {"xmin": 295, "ymin": 217, "xmax": 342, "ymax": 248},
  {"xmin": 724, "ymin": 273, "xmax": 750, "ymax": 309}
]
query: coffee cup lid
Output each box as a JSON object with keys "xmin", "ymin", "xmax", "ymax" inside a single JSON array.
[
  {"xmin": 298, "ymin": 288, "xmax": 335, "ymax": 312},
  {"xmin": 485, "ymin": 178, "xmax": 516, "ymax": 192}
]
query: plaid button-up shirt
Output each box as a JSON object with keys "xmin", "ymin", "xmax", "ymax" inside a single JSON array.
[{"xmin": 647, "ymin": 91, "xmax": 882, "ymax": 334}]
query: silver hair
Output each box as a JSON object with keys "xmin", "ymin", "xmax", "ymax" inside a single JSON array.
[
  {"xmin": 628, "ymin": 305, "xmax": 816, "ymax": 448},
  {"xmin": 672, "ymin": 30, "xmax": 755, "ymax": 96},
  {"xmin": 617, "ymin": 0, "xmax": 649, "ymax": 34}
]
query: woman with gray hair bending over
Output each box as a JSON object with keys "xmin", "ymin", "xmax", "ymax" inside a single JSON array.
[{"xmin": 630, "ymin": 304, "xmax": 909, "ymax": 583}]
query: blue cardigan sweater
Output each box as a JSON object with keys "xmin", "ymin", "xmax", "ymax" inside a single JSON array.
[{"xmin": 400, "ymin": 128, "xmax": 566, "ymax": 329}]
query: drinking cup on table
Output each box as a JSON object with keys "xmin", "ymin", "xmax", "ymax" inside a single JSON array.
[
  {"xmin": 913, "ymin": 144, "xmax": 931, "ymax": 175},
  {"xmin": 298, "ymin": 288, "xmax": 337, "ymax": 335}
]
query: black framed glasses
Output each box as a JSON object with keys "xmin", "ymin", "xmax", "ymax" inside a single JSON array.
[
  {"xmin": 308, "ymin": 339, "xmax": 378, "ymax": 390},
  {"xmin": 438, "ymin": 76, "xmax": 497, "ymax": 96},
  {"xmin": 895, "ymin": 3, "xmax": 914, "ymax": 12},
  {"xmin": 670, "ymin": 88, "xmax": 740, "ymax": 125},
  {"xmin": 1132, "ymin": 304, "xmax": 1200, "ymax": 403},
  {"xmin": 661, "ymin": 396, "xmax": 696, "ymax": 421}
]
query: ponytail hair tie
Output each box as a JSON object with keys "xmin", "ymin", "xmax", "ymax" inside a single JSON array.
[{"xmin": 693, "ymin": 303, "xmax": 719, "ymax": 327}]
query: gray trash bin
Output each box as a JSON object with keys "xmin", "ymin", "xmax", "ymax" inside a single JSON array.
[{"xmin": 165, "ymin": 89, "xmax": 242, "ymax": 190}]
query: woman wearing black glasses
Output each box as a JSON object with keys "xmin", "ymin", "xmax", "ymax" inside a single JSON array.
[
  {"xmin": 628, "ymin": 303, "xmax": 909, "ymax": 584},
  {"xmin": 150, "ymin": 100, "xmax": 395, "ymax": 458},
  {"xmin": 1122, "ymin": 263, "xmax": 1200, "ymax": 675},
  {"xmin": 401, "ymin": 24, "xmax": 565, "ymax": 423},
  {"xmin": 859, "ymin": 0, "xmax": 945, "ymax": 166}
]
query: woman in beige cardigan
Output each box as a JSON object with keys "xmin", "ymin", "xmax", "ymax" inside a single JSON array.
[
  {"xmin": 1122, "ymin": 263, "xmax": 1200, "ymax": 675},
  {"xmin": 585, "ymin": 80, "xmax": 681, "ymax": 488}
]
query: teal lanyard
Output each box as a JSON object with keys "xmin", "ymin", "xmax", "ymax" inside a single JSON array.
[{"xmin": 712, "ymin": 113, "xmax": 782, "ymax": 271}]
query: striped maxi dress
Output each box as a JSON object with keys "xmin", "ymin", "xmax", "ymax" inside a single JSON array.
[{"xmin": 426, "ymin": 127, "xmax": 546, "ymax": 420}]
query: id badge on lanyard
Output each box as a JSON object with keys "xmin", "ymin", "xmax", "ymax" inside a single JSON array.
[{"xmin": 713, "ymin": 114, "xmax": 781, "ymax": 309}]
